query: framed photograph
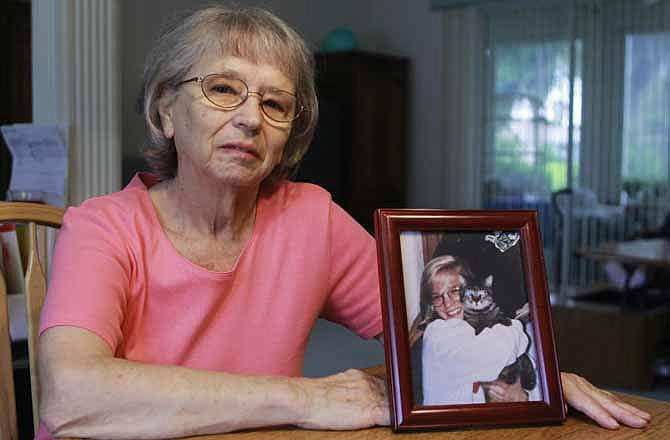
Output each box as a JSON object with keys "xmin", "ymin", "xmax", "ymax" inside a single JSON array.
[{"xmin": 374, "ymin": 209, "xmax": 565, "ymax": 431}]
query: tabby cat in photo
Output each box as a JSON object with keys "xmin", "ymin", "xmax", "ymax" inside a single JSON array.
[
  {"xmin": 461, "ymin": 274, "xmax": 537, "ymax": 401},
  {"xmin": 461, "ymin": 274, "xmax": 512, "ymax": 335}
]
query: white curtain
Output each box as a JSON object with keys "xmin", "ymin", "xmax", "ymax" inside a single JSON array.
[
  {"xmin": 572, "ymin": 0, "xmax": 669, "ymax": 287},
  {"xmin": 441, "ymin": 8, "xmax": 486, "ymax": 209},
  {"xmin": 32, "ymin": 0, "xmax": 122, "ymax": 205}
]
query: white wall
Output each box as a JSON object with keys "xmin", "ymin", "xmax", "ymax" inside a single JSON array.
[
  {"xmin": 365, "ymin": 0, "xmax": 444, "ymax": 208},
  {"xmin": 121, "ymin": 0, "xmax": 446, "ymax": 207}
]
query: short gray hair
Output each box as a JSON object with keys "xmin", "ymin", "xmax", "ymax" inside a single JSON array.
[{"xmin": 139, "ymin": 5, "xmax": 318, "ymax": 188}]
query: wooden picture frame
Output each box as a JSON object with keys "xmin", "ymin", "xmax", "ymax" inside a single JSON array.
[{"xmin": 374, "ymin": 209, "xmax": 565, "ymax": 431}]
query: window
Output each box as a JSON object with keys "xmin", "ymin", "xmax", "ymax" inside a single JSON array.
[
  {"xmin": 622, "ymin": 32, "xmax": 670, "ymax": 188},
  {"xmin": 487, "ymin": 40, "xmax": 582, "ymax": 200}
]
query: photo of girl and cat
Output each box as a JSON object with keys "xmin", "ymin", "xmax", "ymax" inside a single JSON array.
[{"xmin": 401, "ymin": 230, "xmax": 543, "ymax": 406}]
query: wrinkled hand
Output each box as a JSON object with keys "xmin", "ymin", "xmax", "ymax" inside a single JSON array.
[
  {"xmin": 562, "ymin": 372, "xmax": 651, "ymax": 429},
  {"xmin": 298, "ymin": 369, "xmax": 389, "ymax": 430},
  {"xmin": 480, "ymin": 377, "xmax": 528, "ymax": 402}
]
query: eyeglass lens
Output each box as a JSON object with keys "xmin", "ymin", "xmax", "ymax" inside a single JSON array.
[{"xmin": 201, "ymin": 75, "xmax": 298, "ymax": 122}]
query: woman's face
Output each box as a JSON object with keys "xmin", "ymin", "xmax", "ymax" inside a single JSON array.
[
  {"xmin": 430, "ymin": 268, "xmax": 464, "ymax": 321},
  {"xmin": 158, "ymin": 53, "xmax": 294, "ymax": 189}
]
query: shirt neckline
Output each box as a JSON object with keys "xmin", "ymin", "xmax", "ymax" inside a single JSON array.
[{"xmin": 131, "ymin": 172, "xmax": 266, "ymax": 277}]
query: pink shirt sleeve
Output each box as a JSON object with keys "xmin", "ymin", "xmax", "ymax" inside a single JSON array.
[
  {"xmin": 321, "ymin": 201, "xmax": 383, "ymax": 339},
  {"xmin": 40, "ymin": 203, "xmax": 130, "ymax": 352}
]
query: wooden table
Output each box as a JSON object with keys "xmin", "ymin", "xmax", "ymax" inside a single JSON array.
[
  {"xmin": 61, "ymin": 392, "xmax": 669, "ymax": 440},
  {"xmin": 576, "ymin": 238, "xmax": 670, "ymax": 307},
  {"xmin": 577, "ymin": 238, "xmax": 670, "ymax": 269}
]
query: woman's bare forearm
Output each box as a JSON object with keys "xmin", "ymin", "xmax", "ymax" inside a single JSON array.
[
  {"xmin": 39, "ymin": 327, "xmax": 388, "ymax": 438},
  {"xmin": 41, "ymin": 353, "xmax": 309, "ymax": 438}
]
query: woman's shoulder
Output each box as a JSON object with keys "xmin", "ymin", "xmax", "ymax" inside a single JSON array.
[
  {"xmin": 62, "ymin": 173, "xmax": 155, "ymax": 234},
  {"xmin": 271, "ymin": 180, "xmax": 332, "ymax": 200},
  {"xmin": 262, "ymin": 180, "xmax": 333, "ymax": 212}
]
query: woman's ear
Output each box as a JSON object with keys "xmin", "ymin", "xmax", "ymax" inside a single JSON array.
[{"xmin": 157, "ymin": 91, "xmax": 177, "ymax": 139}]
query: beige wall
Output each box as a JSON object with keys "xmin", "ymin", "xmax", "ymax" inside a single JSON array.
[{"xmin": 121, "ymin": 0, "xmax": 445, "ymax": 207}]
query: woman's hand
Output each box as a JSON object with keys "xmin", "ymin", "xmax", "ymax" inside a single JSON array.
[
  {"xmin": 561, "ymin": 372, "xmax": 651, "ymax": 429},
  {"xmin": 297, "ymin": 369, "xmax": 389, "ymax": 430}
]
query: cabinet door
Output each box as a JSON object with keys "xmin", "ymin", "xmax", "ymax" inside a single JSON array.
[
  {"xmin": 295, "ymin": 71, "xmax": 353, "ymax": 208},
  {"xmin": 349, "ymin": 60, "xmax": 407, "ymax": 231},
  {"xmin": 295, "ymin": 53, "xmax": 408, "ymax": 232}
]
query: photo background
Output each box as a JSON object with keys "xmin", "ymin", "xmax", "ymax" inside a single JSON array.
[{"xmin": 431, "ymin": 231, "xmax": 528, "ymax": 316}]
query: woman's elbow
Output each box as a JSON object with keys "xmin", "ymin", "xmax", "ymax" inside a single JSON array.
[
  {"xmin": 39, "ymin": 370, "xmax": 74, "ymax": 435},
  {"xmin": 38, "ymin": 327, "xmax": 115, "ymax": 435},
  {"xmin": 39, "ymin": 360, "xmax": 95, "ymax": 437},
  {"xmin": 40, "ymin": 403, "xmax": 73, "ymax": 438}
]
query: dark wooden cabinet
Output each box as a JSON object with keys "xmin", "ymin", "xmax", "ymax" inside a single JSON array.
[{"xmin": 294, "ymin": 52, "xmax": 409, "ymax": 232}]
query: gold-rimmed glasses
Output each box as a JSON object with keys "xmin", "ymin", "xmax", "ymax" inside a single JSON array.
[{"xmin": 176, "ymin": 74, "xmax": 304, "ymax": 123}]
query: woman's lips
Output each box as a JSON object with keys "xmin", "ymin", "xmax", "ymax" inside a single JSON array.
[{"xmin": 220, "ymin": 142, "xmax": 261, "ymax": 159}]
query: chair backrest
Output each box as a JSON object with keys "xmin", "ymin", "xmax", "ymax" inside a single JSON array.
[
  {"xmin": 552, "ymin": 186, "xmax": 599, "ymax": 218},
  {"xmin": 0, "ymin": 202, "xmax": 64, "ymax": 440}
]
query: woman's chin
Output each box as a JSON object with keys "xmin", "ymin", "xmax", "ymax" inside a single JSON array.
[{"xmin": 204, "ymin": 167, "xmax": 268, "ymax": 190}]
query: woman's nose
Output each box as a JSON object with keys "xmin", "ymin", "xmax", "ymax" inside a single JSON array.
[{"xmin": 232, "ymin": 94, "xmax": 263, "ymax": 133}]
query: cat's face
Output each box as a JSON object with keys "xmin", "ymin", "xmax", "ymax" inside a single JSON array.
[{"xmin": 462, "ymin": 275, "xmax": 494, "ymax": 311}]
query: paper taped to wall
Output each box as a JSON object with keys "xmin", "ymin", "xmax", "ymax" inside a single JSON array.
[{"xmin": 1, "ymin": 123, "xmax": 68, "ymax": 207}]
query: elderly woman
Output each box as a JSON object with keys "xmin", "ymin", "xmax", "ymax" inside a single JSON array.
[
  {"xmin": 37, "ymin": 7, "xmax": 385, "ymax": 439},
  {"xmin": 37, "ymin": 5, "xmax": 648, "ymax": 440}
]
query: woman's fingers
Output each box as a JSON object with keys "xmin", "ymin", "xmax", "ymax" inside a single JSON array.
[
  {"xmin": 586, "ymin": 384, "xmax": 651, "ymax": 421},
  {"xmin": 564, "ymin": 379, "xmax": 621, "ymax": 429},
  {"xmin": 585, "ymin": 384, "xmax": 651, "ymax": 427},
  {"xmin": 562, "ymin": 372, "xmax": 650, "ymax": 429},
  {"xmin": 298, "ymin": 369, "xmax": 390, "ymax": 430},
  {"xmin": 371, "ymin": 375, "xmax": 391, "ymax": 426},
  {"xmin": 615, "ymin": 400, "xmax": 651, "ymax": 421},
  {"xmin": 600, "ymin": 399, "xmax": 651, "ymax": 428}
]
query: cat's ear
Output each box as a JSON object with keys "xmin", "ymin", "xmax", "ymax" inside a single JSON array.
[{"xmin": 484, "ymin": 275, "xmax": 493, "ymax": 287}]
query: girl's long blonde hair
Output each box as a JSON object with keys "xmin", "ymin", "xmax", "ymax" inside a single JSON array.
[{"xmin": 408, "ymin": 255, "xmax": 469, "ymax": 346}]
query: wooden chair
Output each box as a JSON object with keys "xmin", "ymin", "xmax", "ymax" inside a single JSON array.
[{"xmin": 0, "ymin": 202, "xmax": 64, "ymax": 440}]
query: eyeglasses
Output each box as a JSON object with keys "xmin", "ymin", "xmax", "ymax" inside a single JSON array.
[
  {"xmin": 431, "ymin": 288, "xmax": 462, "ymax": 307},
  {"xmin": 176, "ymin": 74, "xmax": 304, "ymax": 123}
]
